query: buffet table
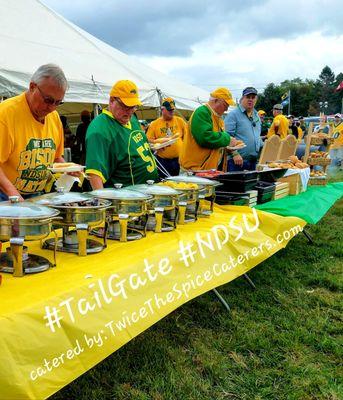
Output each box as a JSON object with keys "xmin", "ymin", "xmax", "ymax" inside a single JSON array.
[
  {"xmin": 0, "ymin": 206, "xmax": 305, "ymax": 399},
  {"xmin": 256, "ymin": 182, "xmax": 343, "ymax": 223}
]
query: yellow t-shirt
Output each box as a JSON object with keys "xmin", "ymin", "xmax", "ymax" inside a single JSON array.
[
  {"xmin": 331, "ymin": 122, "xmax": 343, "ymax": 149},
  {"xmin": 267, "ymin": 114, "xmax": 289, "ymax": 139},
  {"xmin": 146, "ymin": 116, "xmax": 187, "ymax": 159},
  {"xmin": 0, "ymin": 93, "xmax": 64, "ymax": 194}
]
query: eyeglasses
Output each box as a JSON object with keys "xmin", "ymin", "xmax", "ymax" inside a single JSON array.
[
  {"xmin": 115, "ymin": 98, "xmax": 138, "ymax": 112},
  {"xmin": 36, "ymin": 85, "xmax": 64, "ymax": 106}
]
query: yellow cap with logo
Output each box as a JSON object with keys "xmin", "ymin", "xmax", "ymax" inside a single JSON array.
[
  {"xmin": 110, "ymin": 80, "xmax": 142, "ymax": 107},
  {"xmin": 210, "ymin": 87, "xmax": 235, "ymax": 106},
  {"xmin": 258, "ymin": 109, "xmax": 266, "ymax": 116}
]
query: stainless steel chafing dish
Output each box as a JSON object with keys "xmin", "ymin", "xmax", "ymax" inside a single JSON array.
[
  {"xmin": 31, "ymin": 189, "xmax": 111, "ymax": 256},
  {"xmin": 164, "ymin": 175, "xmax": 221, "ymax": 216},
  {"xmin": 89, "ymin": 184, "xmax": 152, "ymax": 242},
  {"xmin": 126, "ymin": 180, "xmax": 181, "ymax": 232},
  {"xmin": 160, "ymin": 177, "xmax": 204, "ymax": 223},
  {"xmin": 0, "ymin": 196, "xmax": 60, "ymax": 277}
]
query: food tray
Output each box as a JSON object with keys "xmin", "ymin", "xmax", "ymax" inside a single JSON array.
[
  {"xmin": 307, "ymin": 157, "xmax": 331, "ymax": 166},
  {"xmin": 308, "ymin": 177, "xmax": 328, "ymax": 186},
  {"xmin": 310, "ymin": 137, "xmax": 335, "ymax": 145},
  {"xmin": 215, "ymin": 191, "xmax": 250, "ymax": 206},
  {"xmin": 215, "ymin": 171, "xmax": 258, "ymax": 181},
  {"xmin": 257, "ymin": 168, "xmax": 288, "ymax": 182},
  {"xmin": 215, "ymin": 179, "xmax": 257, "ymax": 193}
]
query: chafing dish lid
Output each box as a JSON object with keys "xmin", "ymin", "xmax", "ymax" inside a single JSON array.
[
  {"xmin": 165, "ymin": 175, "xmax": 221, "ymax": 186},
  {"xmin": 89, "ymin": 187, "xmax": 152, "ymax": 201},
  {"xmin": 0, "ymin": 198, "xmax": 59, "ymax": 219},
  {"xmin": 32, "ymin": 192, "xmax": 96, "ymax": 206},
  {"xmin": 126, "ymin": 184, "xmax": 180, "ymax": 196}
]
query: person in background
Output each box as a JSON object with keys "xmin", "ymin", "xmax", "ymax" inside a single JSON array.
[
  {"xmin": 147, "ymin": 97, "xmax": 187, "ymax": 177},
  {"xmin": 179, "ymin": 88, "xmax": 238, "ymax": 171},
  {"xmin": 74, "ymin": 110, "xmax": 91, "ymax": 164},
  {"xmin": 140, "ymin": 120, "xmax": 149, "ymax": 133},
  {"xmin": 330, "ymin": 113, "xmax": 343, "ymax": 169},
  {"xmin": 225, "ymin": 87, "xmax": 262, "ymax": 171},
  {"xmin": 293, "ymin": 118, "xmax": 304, "ymax": 142},
  {"xmin": 267, "ymin": 104, "xmax": 289, "ymax": 139},
  {"xmin": 287, "ymin": 115, "xmax": 299, "ymax": 138},
  {"xmin": 86, "ymin": 80, "xmax": 158, "ymax": 188},
  {"xmin": 258, "ymin": 109, "xmax": 269, "ymax": 140},
  {"xmin": 60, "ymin": 115, "xmax": 74, "ymax": 150},
  {"xmin": 298, "ymin": 116, "xmax": 307, "ymax": 137},
  {"xmin": 0, "ymin": 63, "xmax": 67, "ymax": 200}
]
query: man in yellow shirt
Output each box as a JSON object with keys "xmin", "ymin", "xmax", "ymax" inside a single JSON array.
[
  {"xmin": 0, "ymin": 64, "xmax": 67, "ymax": 200},
  {"xmin": 330, "ymin": 113, "xmax": 343, "ymax": 169},
  {"xmin": 267, "ymin": 104, "xmax": 289, "ymax": 139},
  {"xmin": 179, "ymin": 88, "xmax": 238, "ymax": 171},
  {"xmin": 147, "ymin": 97, "xmax": 187, "ymax": 177}
]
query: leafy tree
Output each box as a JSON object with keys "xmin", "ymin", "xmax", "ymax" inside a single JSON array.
[{"xmin": 257, "ymin": 66, "xmax": 342, "ymax": 116}]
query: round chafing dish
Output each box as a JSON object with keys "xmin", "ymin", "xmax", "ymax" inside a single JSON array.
[
  {"xmin": 164, "ymin": 175, "xmax": 221, "ymax": 216},
  {"xmin": 160, "ymin": 177, "xmax": 205, "ymax": 223},
  {"xmin": 89, "ymin": 184, "xmax": 153, "ymax": 241},
  {"xmin": 31, "ymin": 189, "xmax": 111, "ymax": 256},
  {"xmin": 0, "ymin": 196, "xmax": 60, "ymax": 276},
  {"xmin": 32, "ymin": 190, "xmax": 111, "ymax": 227},
  {"xmin": 126, "ymin": 180, "xmax": 181, "ymax": 232},
  {"xmin": 164, "ymin": 175, "xmax": 221, "ymax": 198},
  {"xmin": 0, "ymin": 196, "xmax": 60, "ymax": 241}
]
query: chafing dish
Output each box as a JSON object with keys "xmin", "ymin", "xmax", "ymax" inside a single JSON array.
[
  {"xmin": 0, "ymin": 196, "xmax": 60, "ymax": 276},
  {"xmin": 164, "ymin": 175, "xmax": 221, "ymax": 216},
  {"xmin": 89, "ymin": 184, "xmax": 152, "ymax": 241},
  {"xmin": 126, "ymin": 180, "xmax": 180, "ymax": 232},
  {"xmin": 31, "ymin": 189, "xmax": 111, "ymax": 256}
]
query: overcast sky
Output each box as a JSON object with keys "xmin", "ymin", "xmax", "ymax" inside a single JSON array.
[{"xmin": 42, "ymin": 0, "xmax": 343, "ymax": 98}]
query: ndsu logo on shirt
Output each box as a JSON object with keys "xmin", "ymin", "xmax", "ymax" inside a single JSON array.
[{"xmin": 15, "ymin": 138, "xmax": 56, "ymax": 193}]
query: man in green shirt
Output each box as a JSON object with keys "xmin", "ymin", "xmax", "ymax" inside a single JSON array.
[{"xmin": 86, "ymin": 80, "xmax": 158, "ymax": 187}]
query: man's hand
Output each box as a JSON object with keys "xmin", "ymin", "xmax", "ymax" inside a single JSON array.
[
  {"xmin": 233, "ymin": 154, "xmax": 243, "ymax": 167},
  {"xmin": 229, "ymin": 137, "xmax": 239, "ymax": 147}
]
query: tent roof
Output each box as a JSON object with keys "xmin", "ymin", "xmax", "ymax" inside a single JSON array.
[{"xmin": 0, "ymin": 0, "xmax": 209, "ymax": 110}]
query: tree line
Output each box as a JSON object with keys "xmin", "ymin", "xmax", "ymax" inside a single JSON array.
[{"xmin": 256, "ymin": 66, "xmax": 343, "ymax": 116}]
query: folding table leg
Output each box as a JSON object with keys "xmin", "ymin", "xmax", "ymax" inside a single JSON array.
[
  {"xmin": 244, "ymin": 273, "xmax": 256, "ymax": 289},
  {"xmin": 212, "ymin": 288, "xmax": 231, "ymax": 312},
  {"xmin": 302, "ymin": 229, "xmax": 314, "ymax": 244}
]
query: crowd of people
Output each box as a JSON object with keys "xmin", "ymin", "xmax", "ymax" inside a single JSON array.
[{"xmin": 0, "ymin": 63, "xmax": 342, "ymax": 199}]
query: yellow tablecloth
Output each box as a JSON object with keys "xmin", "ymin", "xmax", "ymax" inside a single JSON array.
[{"xmin": 0, "ymin": 205, "xmax": 305, "ymax": 399}]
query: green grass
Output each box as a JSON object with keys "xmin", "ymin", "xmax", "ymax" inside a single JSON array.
[{"xmin": 51, "ymin": 199, "xmax": 343, "ymax": 400}]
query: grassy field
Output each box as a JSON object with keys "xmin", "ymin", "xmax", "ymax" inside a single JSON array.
[{"xmin": 52, "ymin": 195, "xmax": 343, "ymax": 400}]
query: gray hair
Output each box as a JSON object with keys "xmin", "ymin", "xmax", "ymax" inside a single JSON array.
[{"xmin": 31, "ymin": 64, "xmax": 68, "ymax": 90}]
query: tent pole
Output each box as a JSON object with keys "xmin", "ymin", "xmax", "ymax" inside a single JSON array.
[
  {"xmin": 93, "ymin": 103, "xmax": 99, "ymax": 118},
  {"xmin": 156, "ymin": 88, "xmax": 163, "ymax": 118}
]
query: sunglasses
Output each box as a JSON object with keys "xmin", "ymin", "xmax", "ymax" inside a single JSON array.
[
  {"xmin": 115, "ymin": 98, "xmax": 138, "ymax": 112},
  {"xmin": 36, "ymin": 85, "xmax": 64, "ymax": 106}
]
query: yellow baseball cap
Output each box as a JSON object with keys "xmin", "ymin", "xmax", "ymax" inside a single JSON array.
[
  {"xmin": 210, "ymin": 87, "xmax": 235, "ymax": 106},
  {"xmin": 110, "ymin": 80, "xmax": 142, "ymax": 107},
  {"xmin": 258, "ymin": 109, "xmax": 266, "ymax": 116}
]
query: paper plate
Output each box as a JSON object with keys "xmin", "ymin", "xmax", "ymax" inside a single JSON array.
[
  {"xmin": 49, "ymin": 164, "xmax": 85, "ymax": 173},
  {"xmin": 226, "ymin": 144, "xmax": 246, "ymax": 151},
  {"xmin": 150, "ymin": 138, "xmax": 178, "ymax": 151}
]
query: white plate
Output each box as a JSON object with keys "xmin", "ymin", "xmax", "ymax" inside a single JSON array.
[
  {"xmin": 49, "ymin": 165, "xmax": 85, "ymax": 173},
  {"xmin": 226, "ymin": 144, "xmax": 246, "ymax": 151},
  {"xmin": 150, "ymin": 138, "xmax": 178, "ymax": 151}
]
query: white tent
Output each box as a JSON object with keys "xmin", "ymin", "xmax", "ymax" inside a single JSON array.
[{"xmin": 0, "ymin": 0, "xmax": 209, "ymax": 116}]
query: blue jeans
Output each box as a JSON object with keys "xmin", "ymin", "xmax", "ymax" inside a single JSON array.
[
  {"xmin": 228, "ymin": 158, "xmax": 257, "ymax": 171},
  {"xmin": 156, "ymin": 156, "xmax": 180, "ymax": 178}
]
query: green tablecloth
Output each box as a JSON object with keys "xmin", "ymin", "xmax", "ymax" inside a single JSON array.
[{"xmin": 255, "ymin": 182, "xmax": 343, "ymax": 224}]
